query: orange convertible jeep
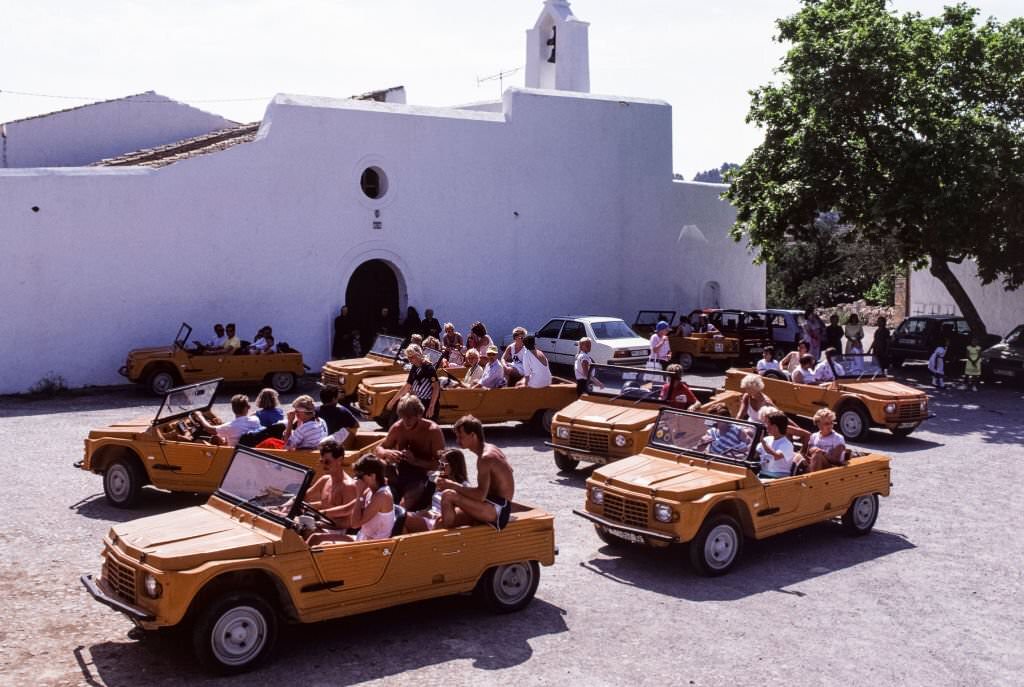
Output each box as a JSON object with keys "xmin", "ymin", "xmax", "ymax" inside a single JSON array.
[
  {"xmin": 77, "ymin": 379, "xmax": 383, "ymax": 507},
  {"xmin": 721, "ymin": 353, "xmax": 930, "ymax": 441},
  {"xmin": 319, "ymin": 334, "xmax": 407, "ymax": 399},
  {"xmin": 575, "ymin": 407, "xmax": 892, "ymax": 575},
  {"xmin": 120, "ymin": 323, "xmax": 306, "ymax": 395},
  {"xmin": 82, "ymin": 447, "xmax": 556, "ymax": 674}
]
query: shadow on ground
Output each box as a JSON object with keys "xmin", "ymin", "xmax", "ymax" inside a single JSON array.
[
  {"xmin": 579, "ymin": 523, "xmax": 914, "ymax": 602},
  {"xmin": 79, "ymin": 595, "xmax": 568, "ymax": 684}
]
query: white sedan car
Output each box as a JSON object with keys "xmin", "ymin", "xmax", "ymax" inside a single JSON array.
[{"xmin": 534, "ymin": 316, "xmax": 650, "ymax": 367}]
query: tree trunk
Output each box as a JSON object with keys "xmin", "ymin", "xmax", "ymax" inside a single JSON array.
[{"xmin": 928, "ymin": 254, "xmax": 988, "ymax": 337}]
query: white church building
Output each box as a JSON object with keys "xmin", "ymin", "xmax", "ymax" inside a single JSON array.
[{"xmin": 0, "ymin": 0, "xmax": 764, "ymax": 394}]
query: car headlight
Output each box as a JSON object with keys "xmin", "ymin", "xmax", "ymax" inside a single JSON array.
[
  {"xmin": 920, "ymin": 399, "xmax": 928, "ymax": 413},
  {"xmin": 654, "ymin": 503, "xmax": 674, "ymax": 523},
  {"xmin": 590, "ymin": 486, "xmax": 604, "ymax": 505},
  {"xmin": 884, "ymin": 403, "xmax": 896, "ymax": 414},
  {"xmin": 144, "ymin": 573, "xmax": 163, "ymax": 599},
  {"xmin": 556, "ymin": 426, "xmax": 570, "ymax": 440},
  {"xmin": 614, "ymin": 434, "xmax": 628, "ymax": 448}
]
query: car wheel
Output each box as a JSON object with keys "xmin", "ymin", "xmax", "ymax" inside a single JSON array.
[
  {"xmin": 889, "ymin": 357, "xmax": 904, "ymax": 370},
  {"xmin": 192, "ymin": 591, "xmax": 277, "ymax": 674},
  {"xmin": 147, "ymin": 369, "xmax": 177, "ymax": 396},
  {"xmin": 836, "ymin": 404, "xmax": 870, "ymax": 442},
  {"xmin": 268, "ymin": 372, "xmax": 295, "ymax": 394},
  {"xmin": 594, "ymin": 524, "xmax": 629, "ymax": 548},
  {"xmin": 103, "ymin": 457, "xmax": 145, "ymax": 508},
  {"xmin": 553, "ymin": 450, "xmax": 579, "ymax": 472},
  {"xmin": 475, "ymin": 561, "xmax": 540, "ymax": 614},
  {"xmin": 842, "ymin": 494, "xmax": 879, "ymax": 536},
  {"xmin": 689, "ymin": 514, "xmax": 743, "ymax": 576},
  {"xmin": 533, "ymin": 409, "xmax": 556, "ymax": 434},
  {"xmin": 676, "ymin": 352, "xmax": 693, "ymax": 371}
]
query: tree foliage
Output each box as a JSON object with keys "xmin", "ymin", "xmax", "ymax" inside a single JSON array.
[
  {"xmin": 693, "ymin": 163, "xmax": 739, "ymax": 183},
  {"xmin": 726, "ymin": 0, "xmax": 1024, "ymax": 334}
]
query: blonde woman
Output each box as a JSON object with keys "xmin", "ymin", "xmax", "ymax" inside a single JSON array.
[{"xmin": 736, "ymin": 373, "xmax": 775, "ymax": 422}]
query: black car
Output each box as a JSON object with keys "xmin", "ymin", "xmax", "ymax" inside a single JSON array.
[
  {"xmin": 981, "ymin": 325, "xmax": 1024, "ymax": 384},
  {"xmin": 889, "ymin": 315, "xmax": 1000, "ymax": 371},
  {"xmin": 687, "ymin": 308, "xmax": 770, "ymax": 362}
]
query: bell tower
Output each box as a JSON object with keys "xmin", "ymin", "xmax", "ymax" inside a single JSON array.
[{"xmin": 525, "ymin": 0, "xmax": 590, "ymax": 92}]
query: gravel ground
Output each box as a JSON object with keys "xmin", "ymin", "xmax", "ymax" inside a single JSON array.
[{"xmin": 0, "ymin": 367, "xmax": 1022, "ymax": 687}]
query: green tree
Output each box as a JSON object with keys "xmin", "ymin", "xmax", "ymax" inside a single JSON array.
[
  {"xmin": 726, "ymin": 0, "xmax": 1024, "ymax": 335},
  {"xmin": 693, "ymin": 163, "xmax": 739, "ymax": 183}
]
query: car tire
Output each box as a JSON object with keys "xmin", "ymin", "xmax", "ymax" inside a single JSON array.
[
  {"xmin": 890, "ymin": 424, "xmax": 916, "ymax": 438},
  {"xmin": 841, "ymin": 494, "xmax": 879, "ymax": 536},
  {"xmin": 594, "ymin": 524, "xmax": 629, "ymax": 548},
  {"xmin": 889, "ymin": 357, "xmax": 904, "ymax": 370},
  {"xmin": 103, "ymin": 456, "xmax": 145, "ymax": 508},
  {"xmin": 534, "ymin": 409, "xmax": 556, "ymax": 435},
  {"xmin": 268, "ymin": 372, "xmax": 295, "ymax": 394},
  {"xmin": 836, "ymin": 404, "xmax": 870, "ymax": 442},
  {"xmin": 689, "ymin": 513, "xmax": 743, "ymax": 576},
  {"xmin": 475, "ymin": 561, "xmax": 540, "ymax": 614},
  {"xmin": 146, "ymin": 368, "xmax": 177, "ymax": 396},
  {"xmin": 192, "ymin": 591, "xmax": 277, "ymax": 675},
  {"xmin": 553, "ymin": 450, "xmax": 579, "ymax": 472}
]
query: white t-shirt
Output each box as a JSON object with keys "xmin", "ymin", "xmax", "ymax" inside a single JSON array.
[
  {"xmin": 649, "ymin": 333, "xmax": 671, "ymax": 362},
  {"xmin": 814, "ymin": 361, "xmax": 843, "ymax": 382},
  {"xmin": 504, "ymin": 344, "xmax": 526, "ymax": 375},
  {"xmin": 574, "ymin": 351, "xmax": 594, "ymax": 381},
  {"xmin": 758, "ymin": 435, "xmax": 795, "ymax": 476},
  {"xmin": 757, "ymin": 359, "xmax": 782, "ymax": 374},
  {"xmin": 215, "ymin": 415, "xmax": 263, "ymax": 446},
  {"xmin": 285, "ymin": 417, "xmax": 328, "ymax": 450},
  {"xmin": 522, "ymin": 349, "xmax": 552, "ymax": 388},
  {"xmin": 809, "ymin": 431, "xmax": 845, "ymax": 463}
]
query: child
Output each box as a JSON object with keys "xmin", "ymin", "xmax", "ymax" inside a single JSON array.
[
  {"xmin": 757, "ymin": 410, "xmax": 795, "ymax": 478},
  {"xmin": 804, "ymin": 408, "xmax": 846, "ymax": 472},
  {"xmin": 928, "ymin": 339, "xmax": 947, "ymax": 389},
  {"xmin": 963, "ymin": 336, "xmax": 982, "ymax": 391}
]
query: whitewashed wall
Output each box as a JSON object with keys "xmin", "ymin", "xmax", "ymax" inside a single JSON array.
[
  {"xmin": 910, "ymin": 262, "xmax": 1024, "ymax": 337},
  {"xmin": 0, "ymin": 88, "xmax": 763, "ymax": 393},
  {"xmin": 0, "ymin": 92, "xmax": 236, "ymax": 168}
]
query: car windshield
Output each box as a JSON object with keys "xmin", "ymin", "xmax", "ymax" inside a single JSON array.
[
  {"xmin": 155, "ymin": 379, "xmax": 220, "ymax": 423},
  {"xmin": 1003, "ymin": 326, "xmax": 1023, "ymax": 346},
  {"xmin": 591, "ymin": 320, "xmax": 639, "ymax": 340},
  {"xmin": 370, "ymin": 334, "xmax": 405, "ymax": 359},
  {"xmin": 174, "ymin": 322, "xmax": 192, "ymax": 348},
  {"xmin": 650, "ymin": 408, "xmax": 761, "ymax": 469},
  {"xmin": 634, "ymin": 311, "xmax": 676, "ymax": 328},
  {"xmin": 588, "ymin": 364, "xmax": 672, "ymax": 400},
  {"xmin": 217, "ymin": 447, "xmax": 312, "ymax": 518},
  {"xmin": 828, "ymin": 354, "xmax": 887, "ymax": 378},
  {"xmin": 423, "ymin": 347, "xmax": 443, "ymax": 366}
]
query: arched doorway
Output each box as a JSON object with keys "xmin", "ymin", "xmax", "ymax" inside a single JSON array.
[{"xmin": 346, "ymin": 260, "xmax": 400, "ymax": 353}]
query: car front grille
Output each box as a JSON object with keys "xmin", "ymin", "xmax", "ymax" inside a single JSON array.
[
  {"xmin": 103, "ymin": 555, "xmax": 137, "ymax": 602},
  {"xmin": 358, "ymin": 391, "xmax": 374, "ymax": 411},
  {"xmin": 897, "ymin": 403, "xmax": 925, "ymax": 420},
  {"xmin": 569, "ymin": 429, "xmax": 608, "ymax": 454},
  {"xmin": 601, "ymin": 492, "xmax": 648, "ymax": 527},
  {"xmin": 321, "ymin": 371, "xmax": 342, "ymax": 387}
]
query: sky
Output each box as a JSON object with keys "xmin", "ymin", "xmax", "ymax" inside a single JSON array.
[{"xmin": 0, "ymin": 0, "xmax": 1018, "ymax": 178}]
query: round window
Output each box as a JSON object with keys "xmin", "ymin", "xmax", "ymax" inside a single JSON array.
[{"xmin": 360, "ymin": 166, "xmax": 388, "ymax": 199}]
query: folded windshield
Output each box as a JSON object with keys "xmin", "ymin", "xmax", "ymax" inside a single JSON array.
[
  {"xmin": 588, "ymin": 365, "xmax": 672, "ymax": 400},
  {"xmin": 650, "ymin": 408, "xmax": 761, "ymax": 468},
  {"xmin": 370, "ymin": 335, "xmax": 405, "ymax": 359},
  {"xmin": 174, "ymin": 322, "xmax": 193, "ymax": 348},
  {"xmin": 218, "ymin": 447, "xmax": 311, "ymax": 514},
  {"xmin": 155, "ymin": 379, "xmax": 220, "ymax": 423}
]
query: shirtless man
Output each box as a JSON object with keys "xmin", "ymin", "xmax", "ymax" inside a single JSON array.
[
  {"xmin": 438, "ymin": 415, "xmax": 515, "ymax": 530},
  {"xmin": 374, "ymin": 394, "xmax": 444, "ymax": 508},
  {"xmin": 304, "ymin": 439, "xmax": 364, "ymax": 544}
]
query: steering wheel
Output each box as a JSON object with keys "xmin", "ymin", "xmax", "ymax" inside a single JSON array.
[{"xmin": 299, "ymin": 501, "xmax": 336, "ymax": 529}]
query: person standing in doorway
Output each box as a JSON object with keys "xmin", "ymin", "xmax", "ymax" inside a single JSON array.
[{"xmin": 332, "ymin": 305, "xmax": 354, "ymax": 359}]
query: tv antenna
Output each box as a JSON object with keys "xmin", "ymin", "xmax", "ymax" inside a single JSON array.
[{"xmin": 476, "ymin": 67, "xmax": 521, "ymax": 98}]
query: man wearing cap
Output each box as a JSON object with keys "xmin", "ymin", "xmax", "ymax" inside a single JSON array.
[
  {"xmin": 649, "ymin": 320, "xmax": 672, "ymax": 370},
  {"xmin": 473, "ymin": 345, "xmax": 506, "ymax": 389},
  {"xmin": 386, "ymin": 344, "xmax": 441, "ymax": 420}
]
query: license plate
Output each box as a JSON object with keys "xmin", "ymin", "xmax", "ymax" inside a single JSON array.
[
  {"xmin": 899, "ymin": 338, "xmax": 916, "ymax": 344},
  {"xmin": 898, "ymin": 422, "xmax": 917, "ymax": 429},
  {"xmin": 605, "ymin": 526, "xmax": 645, "ymax": 544},
  {"xmin": 995, "ymin": 369, "xmax": 1015, "ymax": 377},
  {"xmin": 749, "ymin": 347, "xmax": 763, "ymax": 354},
  {"xmin": 714, "ymin": 343, "xmax": 724, "ymax": 352}
]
